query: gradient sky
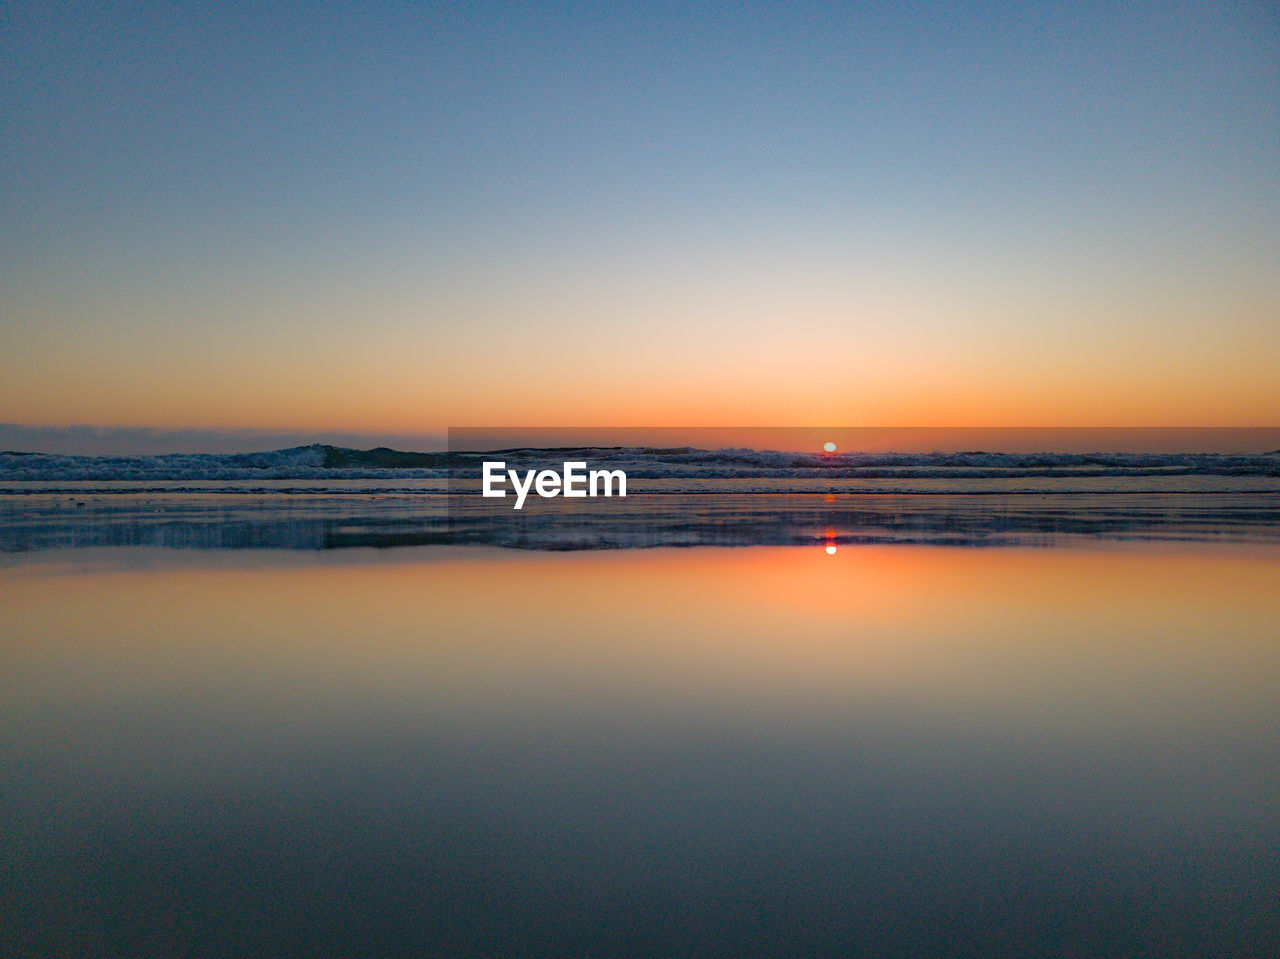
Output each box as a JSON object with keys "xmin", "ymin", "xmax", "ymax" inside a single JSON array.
[{"xmin": 4, "ymin": 0, "xmax": 1278, "ymax": 448}]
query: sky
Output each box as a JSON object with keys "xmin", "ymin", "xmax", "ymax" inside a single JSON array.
[{"xmin": 3, "ymin": 0, "xmax": 1278, "ymax": 452}]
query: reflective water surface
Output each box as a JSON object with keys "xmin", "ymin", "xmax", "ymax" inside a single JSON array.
[
  {"xmin": 4, "ymin": 486, "xmax": 1280, "ymax": 552},
  {"xmin": 2, "ymin": 538, "xmax": 1278, "ymax": 956}
]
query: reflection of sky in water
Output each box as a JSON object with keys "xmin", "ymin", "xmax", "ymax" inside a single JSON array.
[{"xmin": 3, "ymin": 545, "xmax": 1279, "ymax": 955}]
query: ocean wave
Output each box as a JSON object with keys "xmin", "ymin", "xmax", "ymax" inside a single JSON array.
[
  {"xmin": 2, "ymin": 443, "xmax": 1279, "ymax": 482},
  {"xmin": 0, "ymin": 445, "xmax": 445, "ymax": 481}
]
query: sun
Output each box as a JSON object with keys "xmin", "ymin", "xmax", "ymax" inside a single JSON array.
[{"xmin": 823, "ymin": 441, "xmax": 836, "ymax": 453}]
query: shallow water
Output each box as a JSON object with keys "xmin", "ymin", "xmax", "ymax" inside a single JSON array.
[
  {"xmin": 2, "ymin": 536, "xmax": 1278, "ymax": 956},
  {"xmin": 4, "ymin": 483, "xmax": 1280, "ymax": 553}
]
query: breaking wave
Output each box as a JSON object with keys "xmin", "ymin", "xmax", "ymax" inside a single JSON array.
[{"xmin": 3, "ymin": 443, "xmax": 1280, "ymax": 482}]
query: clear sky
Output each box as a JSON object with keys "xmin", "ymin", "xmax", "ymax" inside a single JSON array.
[{"xmin": 3, "ymin": 0, "xmax": 1278, "ymax": 450}]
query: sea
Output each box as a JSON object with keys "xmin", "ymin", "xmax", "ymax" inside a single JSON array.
[{"xmin": 2, "ymin": 445, "xmax": 1278, "ymax": 956}]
